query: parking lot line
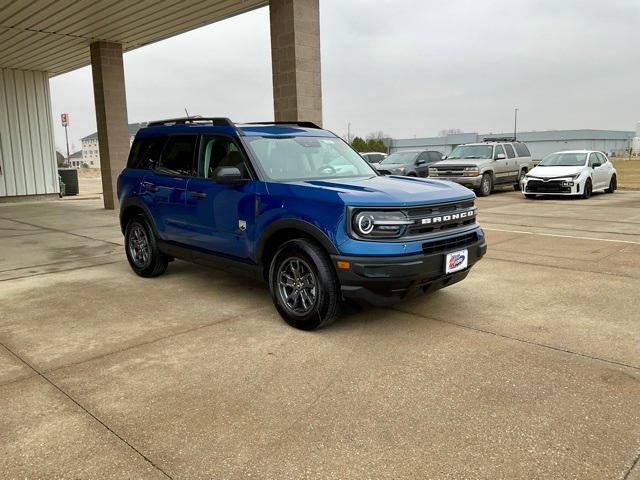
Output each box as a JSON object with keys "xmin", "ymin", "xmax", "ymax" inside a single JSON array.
[{"xmin": 483, "ymin": 227, "xmax": 640, "ymax": 245}]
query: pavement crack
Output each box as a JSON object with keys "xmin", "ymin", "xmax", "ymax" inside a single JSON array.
[
  {"xmin": 0, "ymin": 339, "xmax": 175, "ymax": 480},
  {"xmin": 624, "ymin": 451, "xmax": 640, "ymax": 480},
  {"xmin": 389, "ymin": 307, "xmax": 640, "ymax": 372}
]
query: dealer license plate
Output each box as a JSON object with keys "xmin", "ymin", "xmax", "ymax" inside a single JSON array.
[{"xmin": 445, "ymin": 249, "xmax": 468, "ymax": 274}]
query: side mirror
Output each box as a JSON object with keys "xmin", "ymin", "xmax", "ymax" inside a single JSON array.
[
  {"xmin": 592, "ymin": 162, "xmax": 601, "ymax": 168},
  {"xmin": 416, "ymin": 159, "xmax": 427, "ymax": 165},
  {"xmin": 214, "ymin": 167, "xmax": 247, "ymax": 184},
  {"xmin": 495, "ymin": 153, "xmax": 506, "ymax": 160},
  {"xmin": 442, "ymin": 155, "xmax": 447, "ymax": 160}
]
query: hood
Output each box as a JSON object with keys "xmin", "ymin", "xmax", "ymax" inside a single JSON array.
[
  {"xmin": 433, "ymin": 158, "xmax": 493, "ymax": 168},
  {"xmin": 528, "ymin": 165, "xmax": 585, "ymax": 178},
  {"xmin": 277, "ymin": 175, "xmax": 475, "ymax": 207}
]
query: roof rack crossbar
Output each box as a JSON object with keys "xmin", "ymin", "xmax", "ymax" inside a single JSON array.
[
  {"xmin": 482, "ymin": 136, "xmax": 517, "ymax": 142},
  {"xmin": 244, "ymin": 121, "xmax": 321, "ymax": 129},
  {"xmin": 147, "ymin": 117, "xmax": 235, "ymax": 127}
]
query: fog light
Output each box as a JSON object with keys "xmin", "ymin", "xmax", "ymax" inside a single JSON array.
[{"xmin": 561, "ymin": 181, "xmax": 574, "ymax": 187}]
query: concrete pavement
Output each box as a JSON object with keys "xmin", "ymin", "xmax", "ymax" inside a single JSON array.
[{"xmin": 1, "ymin": 190, "xmax": 639, "ymax": 479}]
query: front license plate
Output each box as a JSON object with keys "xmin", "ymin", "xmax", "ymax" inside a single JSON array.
[{"xmin": 445, "ymin": 249, "xmax": 468, "ymax": 274}]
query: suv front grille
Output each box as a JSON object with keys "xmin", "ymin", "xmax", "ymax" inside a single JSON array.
[
  {"xmin": 404, "ymin": 200, "xmax": 476, "ymax": 238},
  {"xmin": 422, "ymin": 231, "xmax": 478, "ymax": 255},
  {"xmin": 430, "ymin": 166, "xmax": 466, "ymax": 177}
]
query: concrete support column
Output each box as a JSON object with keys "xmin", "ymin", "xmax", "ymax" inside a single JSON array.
[
  {"xmin": 269, "ymin": 0, "xmax": 322, "ymax": 126},
  {"xmin": 90, "ymin": 41, "xmax": 129, "ymax": 209}
]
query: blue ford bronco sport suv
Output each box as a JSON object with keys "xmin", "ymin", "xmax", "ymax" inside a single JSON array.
[{"xmin": 118, "ymin": 118, "xmax": 486, "ymax": 330}]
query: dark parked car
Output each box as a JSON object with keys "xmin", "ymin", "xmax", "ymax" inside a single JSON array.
[{"xmin": 373, "ymin": 150, "xmax": 443, "ymax": 177}]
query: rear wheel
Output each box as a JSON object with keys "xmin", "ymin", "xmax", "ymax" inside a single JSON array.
[
  {"xmin": 582, "ymin": 179, "xmax": 593, "ymax": 199},
  {"xmin": 605, "ymin": 174, "xmax": 617, "ymax": 193},
  {"xmin": 125, "ymin": 215, "xmax": 168, "ymax": 277},
  {"xmin": 476, "ymin": 173, "xmax": 493, "ymax": 197},
  {"xmin": 269, "ymin": 239, "xmax": 340, "ymax": 330}
]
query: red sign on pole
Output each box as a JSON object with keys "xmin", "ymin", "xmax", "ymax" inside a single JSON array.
[{"xmin": 61, "ymin": 113, "xmax": 69, "ymax": 126}]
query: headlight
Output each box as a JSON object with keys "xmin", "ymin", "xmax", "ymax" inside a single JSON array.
[
  {"xmin": 352, "ymin": 210, "xmax": 413, "ymax": 238},
  {"xmin": 463, "ymin": 167, "xmax": 480, "ymax": 177},
  {"xmin": 569, "ymin": 172, "xmax": 582, "ymax": 180},
  {"xmin": 393, "ymin": 167, "xmax": 406, "ymax": 174}
]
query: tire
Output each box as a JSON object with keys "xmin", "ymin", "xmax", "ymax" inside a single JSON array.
[
  {"xmin": 124, "ymin": 215, "xmax": 168, "ymax": 277},
  {"xmin": 268, "ymin": 239, "xmax": 340, "ymax": 330},
  {"xmin": 605, "ymin": 174, "xmax": 617, "ymax": 193},
  {"xmin": 514, "ymin": 169, "xmax": 527, "ymax": 191},
  {"xmin": 524, "ymin": 194, "xmax": 536, "ymax": 199},
  {"xmin": 476, "ymin": 173, "xmax": 493, "ymax": 197},
  {"xmin": 582, "ymin": 178, "xmax": 593, "ymax": 199}
]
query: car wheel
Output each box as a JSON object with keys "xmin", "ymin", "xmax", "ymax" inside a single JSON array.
[
  {"xmin": 269, "ymin": 239, "xmax": 340, "ymax": 330},
  {"xmin": 524, "ymin": 194, "xmax": 537, "ymax": 199},
  {"xmin": 605, "ymin": 174, "xmax": 617, "ymax": 193},
  {"xmin": 582, "ymin": 178, "xmax": 593, "ymax": 199},
  {"xmin": 514, "ymin": 169, "xmax": 527, "ymax": 191},
  {"xmin": 477, "ymin": 173, "xmax": 492, "ymax": 197},
  {"xmin": 125, "ymin": 215, "xmax": 168, "ymax": 277}
]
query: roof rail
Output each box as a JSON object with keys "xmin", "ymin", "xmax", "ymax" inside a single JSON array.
[
  {"xmin": 147, "ymin": 117, "xmax": 235, "ymax": 127},
  {"xmin": 482, "ymin": 137, "xmax": 517, "ymax": 143},
  {"xmin": 244, "ymin": 121, "xmax": 322, "ymax": 129}
]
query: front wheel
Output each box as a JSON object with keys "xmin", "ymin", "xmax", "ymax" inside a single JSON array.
[
  {"xmin": 476, "ymin": 173, "xmax": 493, "ymax": 197},
  {"xmin": 269, "ymin": 239, "xmax": 340, "ymax": 330},
  {"xmin": 582, "ymin": 179, "xmax": 593, "ymax": 199},
  {"xmin": 605, "ymin": 174, "xmax": 617, "ymax": 193}
]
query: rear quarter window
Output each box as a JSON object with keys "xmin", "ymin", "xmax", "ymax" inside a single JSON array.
[
  {"xmin": 514, "ymin": 143, "xmax": 531, "ymax": 157},
  {"xmin": 127, "ymin": 137, "xmax": 166, "ymax": 169}
]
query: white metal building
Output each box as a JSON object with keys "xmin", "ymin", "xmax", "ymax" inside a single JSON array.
[{"xmin": 389, "ymin": 129, "xmax": 635, "ymax": 160}]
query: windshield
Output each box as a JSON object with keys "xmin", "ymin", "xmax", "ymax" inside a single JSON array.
[
  {"xmin": 243, "ymin": 136, "xmax": 377, "ymax": 181},
  {"xmin": 539, "ymin": 152, "xmax": 587, "ymax": 167},
  {"xmin": 380, "ymin": 151, "xmax": 419, "ymax": 165},
  {"xmin": 448, "ymin": 145, "xmax": 493, "ymax": 159}
]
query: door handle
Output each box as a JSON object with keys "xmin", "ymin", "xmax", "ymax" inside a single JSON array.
[
  {"xmin": 143, "ymin": 182, "xmax": 158, "ymax": 193},
  {"xmin": 191, "ymin": 191, "xmax": 207, "ymax": 199}
]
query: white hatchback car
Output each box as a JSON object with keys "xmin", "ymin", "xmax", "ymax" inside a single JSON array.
[{"xmin": 521, "ymin": 150, "xmax": 617, "ymax": 199}]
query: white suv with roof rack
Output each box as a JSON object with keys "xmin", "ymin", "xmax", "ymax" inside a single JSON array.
[{"xmin": 428, "ymin": 138, "xmax": 533, "ymax": 196}]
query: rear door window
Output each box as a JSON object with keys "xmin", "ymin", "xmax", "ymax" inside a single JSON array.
[
  {"xmin": 127, "ymin": 137, "xmax": 167, "ymax": 169},
  {"xmin": 157, "ymin": 136, "xmax": 198, "ymax": 176},
  {"xmin": 504, "ymin": 144, "xmax": 516, "ymax": 158}
]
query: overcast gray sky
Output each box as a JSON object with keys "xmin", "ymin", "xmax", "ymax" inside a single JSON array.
[{"xmin": 50, "ymin": 0, "xmax": 640, "ymax": 153}]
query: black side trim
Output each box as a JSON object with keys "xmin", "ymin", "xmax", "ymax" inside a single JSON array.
[
  {"xmin": 119, "ymin": 197, "xmax": 160, "ymax": 236},
  {"xmin": 256, "ymin": 219, "xmax": 339, "ymax": 262},
  {"xmin": 157, "ymin": 240, "xmax": 262, "ymax": 281}
]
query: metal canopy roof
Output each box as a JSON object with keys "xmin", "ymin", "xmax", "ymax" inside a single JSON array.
[{"xmin": 0, "ymin": 0, "xmax": 267, "ymax": 76}]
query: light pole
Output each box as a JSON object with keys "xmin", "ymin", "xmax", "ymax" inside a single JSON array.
[{"xmin": 514, "ymin": 107, "xmax": 518, "ymax": 140}]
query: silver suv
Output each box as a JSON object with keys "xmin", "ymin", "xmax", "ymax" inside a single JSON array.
[{"xmin": 428, "ymin": 138, "xmax": 532, "ymax": 196}]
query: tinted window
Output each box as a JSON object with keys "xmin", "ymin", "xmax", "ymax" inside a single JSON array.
[
  {"xmin": 198, "ymin": 135, "xmax": 249, "ymax": 180},
  {"xmin": 504, "ymin": 144, "xmax": 516, "ymax": 158},
  {"xmin": 514, "ymin": 143, "xmax": 531, "ymax": 157},
  {"xmin": 588, "ymin": 153, "xmax": 599, "ymax": 167},
  {"xmin": 428, "ymin": 152, "xmax": 442, "ymax": 162},
  {"xmin": 127, "ymin": 137, "xmax": 166, "ymax": 169},
  {"xmin": 494, "ymin": 145, "xmax": 505, "ymax": 158},
  {"xmin": 416, "ymin": 152, "xmax": 429, "ymax": 163},
  {"xmin": 597, "ymin": 152, "xmax": 607, "ymax": 165},
  {"xmin": 157, "ymin": 136, "xmax": 198, "ymax": 176}
]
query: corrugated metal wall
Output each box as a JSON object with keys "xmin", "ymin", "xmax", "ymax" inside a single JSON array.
[{"xmin": 0, "ymin": 68, "xmax": 58, "ymax": 197}]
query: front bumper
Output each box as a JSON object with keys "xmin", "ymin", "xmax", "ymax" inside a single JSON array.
[
  {"xmin": 521, "ymin": 178, "xmax": 582, "ymax": 195},
  {"xmin": 331, "ymin": 234, "xmax": 487, "ymax": 306},
  {"xmin": 429, "ymin": 175, "xmax": 483, "ymax": 188}
]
